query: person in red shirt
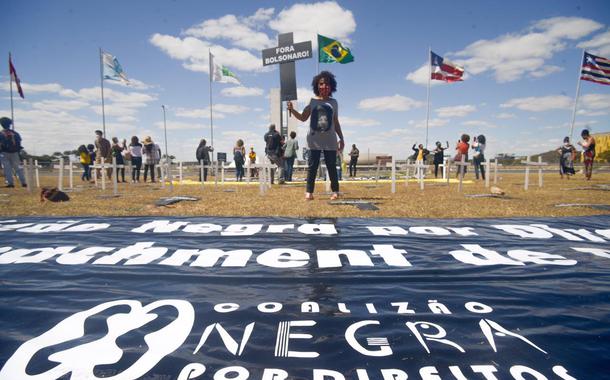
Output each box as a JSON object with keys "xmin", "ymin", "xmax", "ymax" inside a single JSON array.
[{"xmin": 454, "ymin": 134, "xmax": 470, "ymax": 177}]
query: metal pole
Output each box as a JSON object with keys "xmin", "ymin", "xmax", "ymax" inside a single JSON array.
[
  {"xmin": 99, "ymin": 48, "xmax": 107, "ymax": 137},
  {"xmin": 162, "ymin": 105, "xmax": 173, "ymax": 191},
  {"xmin": 9, "ymin": 53, "xmax": 14, "ymax": 129},
  {"xmin": 569, "ymin": 50, "xmax": 585, "ymax": 142},
  {"xmin": 208, "ymin": 50, "xmax": 214, "ymax": 149},
  {"xmin": 425, "ymin": 47, "xmax": 431, "ymax": 148}
]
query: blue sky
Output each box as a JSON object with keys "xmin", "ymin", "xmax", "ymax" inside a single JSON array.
[{"xmin": 2, "ymin": 0, "xmax": 610, "ymax": 161}]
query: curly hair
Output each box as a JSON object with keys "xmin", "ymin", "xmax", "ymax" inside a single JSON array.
[{"xmin": 311, "ymin": 70, "xmax": 337, "ymax": 96}]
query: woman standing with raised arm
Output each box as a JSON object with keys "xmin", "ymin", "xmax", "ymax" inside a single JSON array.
[
  {"xmin": 287, "ymin": 71, "xmax": 345, "ymax": 200},
  {"xmin": 577, "ymin": 129, "xmax": 596, "ymax": 181}
]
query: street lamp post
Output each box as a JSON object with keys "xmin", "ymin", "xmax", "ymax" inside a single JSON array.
[{"xmin": 161, "ymin": 105, "xmax": 173, "ymax": 191}]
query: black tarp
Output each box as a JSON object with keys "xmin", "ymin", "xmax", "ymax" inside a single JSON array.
[{"xmin": 0, "ymin": 216, "xmax": 609, "ymax": 380}]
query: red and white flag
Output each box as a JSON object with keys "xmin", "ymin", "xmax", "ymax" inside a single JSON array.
[
  {"xmin": 9, "ymin": 54, "xmax": 24, "ymax": 99},
  {"xmin": 431, "ymin": 51, "xmax": 464, "ymax": 82}
]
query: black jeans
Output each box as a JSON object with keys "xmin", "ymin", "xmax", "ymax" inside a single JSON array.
[
  {"xmin": 349, "ymin": 157, "xmax": 358, "ymax": 176},
  {"xmin": 144, "ymin": 164, "xmax": 155, "ymax": 182},
  {"xmin": 307, "ymin": 150, "xmax": 339, "ymax": 193},
  {"xmin": 131, "ymin": 157, "xmax": 142, "ymax": 181}
]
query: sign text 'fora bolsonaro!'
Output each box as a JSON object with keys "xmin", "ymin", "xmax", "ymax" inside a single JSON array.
[{"xmin": 262, "ymin": 41, "xmax": 313, "ymax": 66}]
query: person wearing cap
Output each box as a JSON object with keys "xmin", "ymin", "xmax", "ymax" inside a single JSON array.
[
  {"xmin": 0, "ymin": 117, "xmax": 27, "ymax": 188},
  {"xmin": 94, "ymin": 130, "xmax": 112, "ymax": 180}
]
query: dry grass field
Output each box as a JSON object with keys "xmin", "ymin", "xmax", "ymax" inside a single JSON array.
[{"xmin": 1, "ymin": 167, "xmax": 609, "ymax": 219}]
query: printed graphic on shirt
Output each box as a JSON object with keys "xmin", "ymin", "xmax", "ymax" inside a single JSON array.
[{"xmin": 311, "ymin": 103, "xmax": 334, "ymax": 133}]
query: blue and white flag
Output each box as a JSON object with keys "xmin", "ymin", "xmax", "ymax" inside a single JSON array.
[{"xmin": 102, "ymin": 51, "xmax": 129, "ymax": 84}]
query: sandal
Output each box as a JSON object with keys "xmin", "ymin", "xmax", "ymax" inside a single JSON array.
[
  {"xmin": 305, "ymin": 192, "xmax": 314, "ymax": 201},
  {"xmin": 330, "ymin": 192, "xmax": 339, "ymax": 200}
]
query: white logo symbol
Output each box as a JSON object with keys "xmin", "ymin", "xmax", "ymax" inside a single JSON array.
[{"xmin": 0, "ymin": 299, "xmax": 194, "ymax": 380}]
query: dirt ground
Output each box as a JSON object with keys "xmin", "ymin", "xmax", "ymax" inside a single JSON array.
[{"xmin": 1, "ymin": 168, "xmax": 609, "ymax": 219}]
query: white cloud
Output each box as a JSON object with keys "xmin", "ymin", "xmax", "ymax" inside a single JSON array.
[
  {"xmin": 529, "ymin": 65, "xmax": 563, "ymax": 78},
  {"xmin": 454, "ymin": 17, "xmax": 602, "ymax": 82},
  {"xmin": 495, "ymin": 112, "xmax": 516, "ymax": 119},
  {"xmin": 407, "ymin": 118, "xmax": 450, "ymax": 129},
  {"xmin": 578, "ymin": 29, "xmax": 610, "ymax": 57},
  {"xmin": 214, "ymin": 104, "xmax": 251, "ymax": 114},
  {"xmin": 20, "ymin": 82, "xmax": 65, "ymax": 94},
  {"xmin": 154, "ymin": 120, "xmax": 209, "ymax": 130},
  {"xmin": 221, "ymin": 86, "xmax": 264, "ymax": 97},
  {"xmin": 501, "ymin": 95, "xmax": 572, "ymax": 112},
  {"xmin": 435, "ymin": 105, "xmax": 476, "ymax": 118},
  {"xmin": 580, "ymin": 93, "xmax": 610, "ymax": 111},
  {"xmin": 184, "ymin": 13, "xmax": 275, "ymax": 50},
  {"xmin": 358, "ymin": 95, "xmax": 424, "ymax": 112},
  {"xmin": 175, "ymin": 104, "xmax": 250, "ymax": 119},
  {"xmin": 268, "ymin": 1, "xmax": 356, "ymax": 47},
  {"xmin": 245, "ymin": 8, "xmax": 275, "ymax": 26},
  {"xmin": 340, "ymin": 117, "xmax": 381, "ymax": 127},
  {"xmin": 32, "ymin": 99, "xmax": 89, "ymax": 112},
  {"xmin": 150, "ymin": 34, "xmax": 265, "ymax": 73},
  {"xmin": 461, "ymin": 120, "xmax": 501, "ymax": 129}
]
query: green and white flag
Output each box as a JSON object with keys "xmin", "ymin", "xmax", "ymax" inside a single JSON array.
[
  {"xmin": 318, "ymin": 34, "xmax": 354, "ymax": 64},
  {"xmin": 209, "ymin": 52, "xmax": 240, "ymax": 84}
]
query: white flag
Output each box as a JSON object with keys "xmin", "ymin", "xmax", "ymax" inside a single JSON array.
[
  {"xmin": 209, "ymin": 52, "xmax": 240, "ymax": 85},
  {"xmin": 102, "ymin": 51, "xmax": 129, "ymax": 84}
]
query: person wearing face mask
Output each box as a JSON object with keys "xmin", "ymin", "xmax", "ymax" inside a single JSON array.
[{"xmin": 287, "ymin": 71, "xmax": 345, "ymax": 201}]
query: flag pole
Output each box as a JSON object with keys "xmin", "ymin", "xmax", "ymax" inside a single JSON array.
[
  {"xmin": 569, "ymin": 50, "xmax": 585, "ymax": 142},
  {"xmin": 316, "ymin": 32, "xmax": 320, "ymax": 74},
  {"xmin": 99, "ymin": 48, "xmax": 107, "ymax": 137},
  {"xmin": 208, "ymin": 49, "xmax": 214, "ymax": 150},
  {"xmin": 9, "ymin": 52, "xmax": 15, "ymax": 130},
  {"xmin": 425, "ymin": 47, "xmax": 431, "ymax": 148}
]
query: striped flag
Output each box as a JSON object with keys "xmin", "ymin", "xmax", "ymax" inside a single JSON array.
[
  {"xmin": 581, "ymin": 51, "xmax": 610, "ymax": 85},
  {"xmin": 431, "ymin": 51, "xmax": 464, "ymax": 82},
  {"xmin": 9, "ymin": 54, "xmax": 24, "ymax": 99}
]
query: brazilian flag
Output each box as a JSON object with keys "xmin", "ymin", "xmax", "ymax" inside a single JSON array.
[{"xmin": 318, "ymin": 34, "xmax": 354, "ymax": 64}]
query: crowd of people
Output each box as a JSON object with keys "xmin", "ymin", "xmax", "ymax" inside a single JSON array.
[
  {"xmin": 76, "ymin": 131, "xmax": 163, "ymax": 183},
  {"xmin": 0, "ymin": 71, "xmax": 602, "ymax": 195}
]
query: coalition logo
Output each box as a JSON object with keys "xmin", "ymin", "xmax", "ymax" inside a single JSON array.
[{"xmin": 0, "ymin": 300, "xmax": 194, "ymax": 380}]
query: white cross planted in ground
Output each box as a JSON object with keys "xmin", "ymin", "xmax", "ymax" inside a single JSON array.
[
  {"xmin": 521, "ymin": 155, "xmax": 548, "ymax": 190},
  {"xmin": 453, "ymin": 155, "xmax": 468, "ymax": 192},
  {"xmin": 391, "ymin": 157, "xmax": 396, "ymax": 193},
  {"xmin": 53, "ymin": 157, "xmax": 78, "ymax": 192},
  {"xmin": 480, "ymin": 158, "xmax": 502, "ymax": 188},
  {"xmin": 257, "ymin": 158, "xmax": 275, "ymax": 195},
  {"xmin": 199, "ymin": 160, "xmax": 212, "ymax": 190},
  {"xmin": 178, "ymin": 161, "xmax": 184, "ymax": 184},
  {"xmin": 402, "ymin": 160, "xmax": 427, "ymax": 191}
]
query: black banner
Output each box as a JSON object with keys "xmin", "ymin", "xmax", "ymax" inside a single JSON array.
[{"xmin": 1, "ymin": 216, "xmax": 609, "ymax": 379}]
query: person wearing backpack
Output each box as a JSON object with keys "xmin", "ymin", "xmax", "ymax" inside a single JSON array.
[{"xmin": 0, "ymin": 117, "xmax": 26, "ymax": 188}]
